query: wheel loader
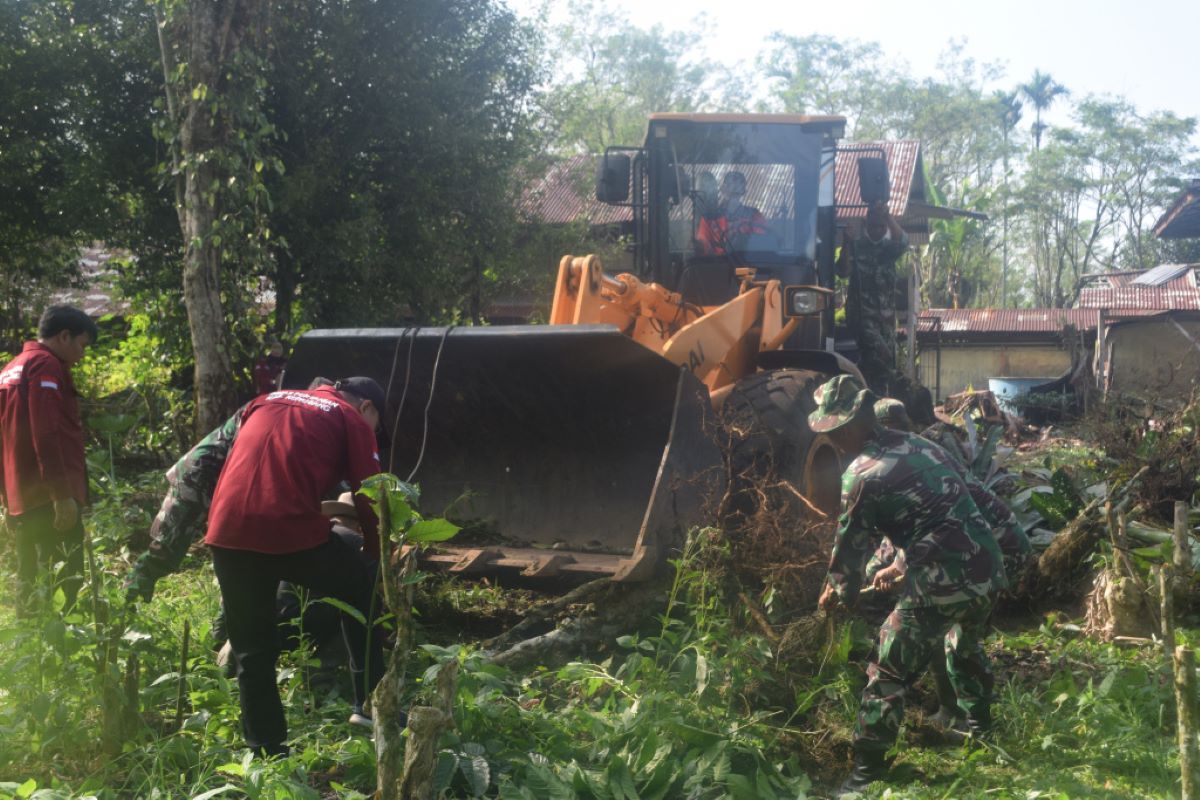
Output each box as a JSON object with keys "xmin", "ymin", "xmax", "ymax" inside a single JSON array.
[{"xmin": 284, "ymin": 113, "xmax": 886, "ymax": 582}]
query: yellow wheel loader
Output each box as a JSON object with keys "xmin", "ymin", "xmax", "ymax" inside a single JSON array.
[{"xmin": 285, "ymin": 113, "xmax": 881, "ymax": 582}]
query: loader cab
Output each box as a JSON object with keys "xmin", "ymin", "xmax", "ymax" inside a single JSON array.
[{"xmin": 597, "ymin": 114, "xmax": 846, "ymax": 331}]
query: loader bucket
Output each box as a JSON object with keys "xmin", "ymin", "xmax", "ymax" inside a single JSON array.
[{"xmin": 284, "ymin": 325, "xmax": 724, "ymax": 581}]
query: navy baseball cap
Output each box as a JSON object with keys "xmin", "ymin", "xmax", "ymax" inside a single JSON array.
[{"xmin": 336, "ymin": 377, "xmax": 388, "ymax": 434}]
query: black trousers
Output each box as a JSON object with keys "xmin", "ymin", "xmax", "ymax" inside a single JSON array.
[
  {"xmin": 211, "ymin": 534, "xmax": 384, "ymax": 750},
  {"xmin": 10, "ymin": 503, "xmax": 85, "ymax": 613}
]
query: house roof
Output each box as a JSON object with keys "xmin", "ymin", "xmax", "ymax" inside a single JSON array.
[
  {"xmin": 1077, "ymin": 265, "xmax": 1200, "ymax": 310},
  {"xmin": 915, "ymin": 308, "xmax": 1100, "ymax": 340},
  {"xmin": 518, "ymin": 140, "xmax": 982, "ymax": 242},
  {"xmin": 1155, "ymin": 180, "xmax": 1200, "ymax": 239},
  {"xmin": 50, "ymin": 246, "xmax": 130, "ymax": 318}
]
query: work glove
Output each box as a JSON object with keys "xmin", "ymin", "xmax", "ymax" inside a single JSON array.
[{"xmin": 124, "ymin": 565, "xmax": 156, "ymax": 605}]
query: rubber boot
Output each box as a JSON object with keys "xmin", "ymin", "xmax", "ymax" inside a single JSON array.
[
  {"xmin": 948, "ymin": 706, "xmax": 992, "ymax": 744},
  {"xmin": 835, "ymin": 749, "xmax": 889, "ymax": 797},
  {"xmin": 927, "ymin": 705, "xmax": 964, "ymax": 732}
]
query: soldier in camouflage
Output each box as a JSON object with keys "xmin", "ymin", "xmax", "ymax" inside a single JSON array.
[
  {"xmin": 840, "ymin": 202, "xmax": 907, "ymax": 396},
  {"xmin": 872, "ymin": 398, "xmax": 1032, "ymax": 584},
  {"xmin": 810, "ymin": 376, "xmax": 1007, "ymax": 796},
  {"xmin": 869, "ymin": 397, "xmax": 1032, "ymax": 733},
  {"xmin": 124, "ymin": 405, "xmax": 247, "ymax": 603}
]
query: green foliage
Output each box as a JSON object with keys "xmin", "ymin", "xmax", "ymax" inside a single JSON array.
[
  {"xmin": 1025, "ymin": 468, "xmax": 1085, "ymax": 529},
  {"xmin": 415, "ymin": 531, "xmax": 812, "ymax": 799},
  {"xmin": 357, "ymin": 474, "xmax": 461, "ymax": 546}
]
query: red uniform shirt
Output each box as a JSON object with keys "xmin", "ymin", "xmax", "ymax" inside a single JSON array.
[
  {"xmin": 204, "ymin": 386, "xmax": 382, "ymax": 557},
  {"xmin": 0, "ymin": 342, "xmax": 88, "ymax": 516}
]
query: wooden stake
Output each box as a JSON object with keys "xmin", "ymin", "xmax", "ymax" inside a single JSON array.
[
  {"xmin": 1161, "ymin": 565, "xmax": 1177, "ymax": 664},
  {"xmin": 1176, "ymin": 501, "xmax": 1192, "ymax": 574},
  {"xmin": 174, "ymin": 619, "xmax": 190, "ymax": 731},
  {"xmin": 1175, "ymin": 646, "xmax": 1198, "ymax": 800}
]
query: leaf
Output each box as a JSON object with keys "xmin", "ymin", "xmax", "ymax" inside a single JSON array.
[
  {"xmin": 190, "ymin": 787, "xmax": 238, "ymax": 800},
  {"xmin": 312, "ymin": 596, "xmax": 366, "ymax": 625},
  {"xmin": 407, "ymin": 518, "xmax": 460, "ymax": 543},
  {"xmin": 694, "ymin": 653, "xmax": 709, "ymax": 696},
  {"xmin": 458, "ymin": 748, "xmax": 490, "ymax": 797},
  {"xmin": 17, "ymin": 779, "xmax": 37, "ymax": 799}
]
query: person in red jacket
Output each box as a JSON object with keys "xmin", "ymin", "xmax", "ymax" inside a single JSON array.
[
  {"xmin": 203, "ymin": 377, "xmax": 388, "ymax": 757},
  {"xmin": 695, "ymin": 170, "xmax": 769, "ymax": 256},
  {"xmin": 252, "ymin": 338, "xmax": 287, "ymax": 395},
  {"xmin": 0, "ymin": 305, "xmax": 97, "ymax": 613}
]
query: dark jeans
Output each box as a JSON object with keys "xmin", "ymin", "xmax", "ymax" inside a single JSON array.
[
  {"xmin": 211, "ymin": 534, "xmax": 384, "ymax": 751},
  {"xmin": 10, "ymin": 503, "xmax": 85, "ymax": 613}
]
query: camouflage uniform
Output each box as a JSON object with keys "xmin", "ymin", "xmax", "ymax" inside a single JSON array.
[
  {"xmin": 861, "ymin": 451, "xmax": 1031, "ymax": 722},
  {"xmin": 125, "ymin": 407, "xmax": 246, "ymax": 601},
  {"xmin": 825, "ymin": 427, "xmax": 1007, "ymax": 754},
  {"xmin": 866, "ymin": 462, "xmax": 1031, "ymax": 585},
  {"xmin": 845, "ymin": 231, "xmax": 907, "ymax": 394}
]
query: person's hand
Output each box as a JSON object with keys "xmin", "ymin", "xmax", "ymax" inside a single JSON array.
[
  {"xmin": 53, "ymin": 498, "xmax": 78, "ymax": 531},
  {"xmin": 872, "ymin": 562, "xmax": 904, "ymax": 592},
  {"xmin": 818, "ymin": 584, "xmax": 841, "ymax": 613},
  {"xmin": 124, "ymin": 559, "xmax": 156, "ymax": 605}
]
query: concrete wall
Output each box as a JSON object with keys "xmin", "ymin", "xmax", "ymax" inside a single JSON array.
[
  {"xmin": 919, "ymin": 343, "xmax": 1071, "ymax": 402},
  {"xmin": 1106, "ymin": 318, "xmax": 1200, "ymax": 399}
]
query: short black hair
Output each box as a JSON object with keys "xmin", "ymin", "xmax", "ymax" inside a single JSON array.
[{"xmin": 38, "ymin": 305, "xmax": 99, "ymax": 343}]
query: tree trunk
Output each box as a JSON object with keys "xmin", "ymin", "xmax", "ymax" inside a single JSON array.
[{"xmin": 161, "ymin": 0, "xmax": 265, "ymax": 434}]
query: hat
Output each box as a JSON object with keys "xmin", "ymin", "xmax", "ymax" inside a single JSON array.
[
  {"xmin": 336, "ymin": 376, "xmax": 388, "ymax": 430},
  {"xmin": 321, "ymin": 491, "xmax": 358, "ymax": 519},
  {"xmin": 874, "ymin": 397, "xmax": 911, "ymax": 430},
  {"xmin": 808, "ymin": 375, "xmax": 876, "ymax": 433}
]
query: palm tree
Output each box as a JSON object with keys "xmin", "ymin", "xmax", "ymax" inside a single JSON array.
[
  {"xmin": 994, "ymin": 90, "xmax": 1023, "ymax": 306},
  {"xmin": 1019, "ymin": 70, "xmax": 1068, "ymax": 150}
]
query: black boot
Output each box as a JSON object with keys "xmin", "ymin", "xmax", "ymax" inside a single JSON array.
[
  {"xmin": 948, "ymin": 706, "xmax": 992, "ymax": 744},
  {"xmin": 835, "ymin": 749, "xmax": 888, "ymax": 797}
]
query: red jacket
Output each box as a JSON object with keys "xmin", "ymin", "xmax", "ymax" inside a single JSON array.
[
  {"xmin": 0, "ymin": 342, "xmax": 88, "ymax": 516},
  {"xmin": 204, "ymin": 385, "xmax": 382, "ymax": 557}
]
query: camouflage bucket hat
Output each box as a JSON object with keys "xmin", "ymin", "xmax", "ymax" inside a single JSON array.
[
  {"xmin": 874, "ymin": 397, "xmax": 911, "ymax": 430},
  {"xmin": 808, "ymin": 374, "xmax": 875, "ymax": 433}
]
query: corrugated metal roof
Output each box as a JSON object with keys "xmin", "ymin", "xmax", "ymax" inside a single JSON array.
[
  {"xmin": 916, "ymin": 308, "xmax": 1099, "ymax": 336},
  {"xmin": 835, "ymin": 140, "xmax": 921, "ymax": 220},
  {"xmin": 1155, "ymin": 181, "xmax": 1200, "ymax": 240},
  {"xmin": 518, "ymin": 156, "xmax": 630, "ymax": 226},
  {"xmin": 1131, "ymin": 263, "xmax": 1191, "ymax": 286},
  {"xmin": 1077, "ymin": 265, "xmax": 1200, "ymax": 310}
]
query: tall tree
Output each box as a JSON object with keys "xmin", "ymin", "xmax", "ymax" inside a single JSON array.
[
  {"xmin": 154, "ymin": 0, "xmax": 276, "ymax": 432},
  {"xmin": 262, "ymin": 0, "xmax": 540, "ymax": 330},
  {"xmin": 540, "ymin": 0, "xmax": 718, "ymax": 154},
  {"xmin": 1019, "ymin": 70, "xmax": 1068, "ymax": 151},
  {"xmin": 994, "ymin": 90, "xmax": 1023, "ymax": 306}
]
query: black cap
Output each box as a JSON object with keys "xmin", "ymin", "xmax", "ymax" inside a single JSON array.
[{"xmin": 335, "ymin": 377, "xmax": 388, "ymax": 433}]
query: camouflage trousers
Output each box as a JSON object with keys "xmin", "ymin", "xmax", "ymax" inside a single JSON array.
[{"xmin": 854, "ymin": 595, "xmax": 994, "ymax": 754}]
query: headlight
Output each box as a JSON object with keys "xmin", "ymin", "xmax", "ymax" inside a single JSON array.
[{"xmin": 792, "ymin": 290, "xmax": 820, "ymax": 314}]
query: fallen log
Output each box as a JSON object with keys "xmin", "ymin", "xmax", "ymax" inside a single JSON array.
[{"xmin": 1035, "ymin": 466, "xmax": 1148, "ymax": 589}]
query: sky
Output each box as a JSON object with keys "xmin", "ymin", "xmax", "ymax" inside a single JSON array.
[{"xmin": 509, "ymin": 0, "xmax": 1199, "ymax": 135}]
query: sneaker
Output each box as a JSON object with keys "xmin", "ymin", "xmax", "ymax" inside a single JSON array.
[{"xmin": 349, "ymin": 705, "xmax": 373, "ymax": 729}]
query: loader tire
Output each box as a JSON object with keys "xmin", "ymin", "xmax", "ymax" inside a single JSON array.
[{"xmin": 721, "ymin": 369, "xmax": 842, "ymax": 521}]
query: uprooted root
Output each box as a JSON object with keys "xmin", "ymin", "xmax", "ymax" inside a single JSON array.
[{"xmin": 720, "ymin": 470, "xmax": 836, "ymax": 621}]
